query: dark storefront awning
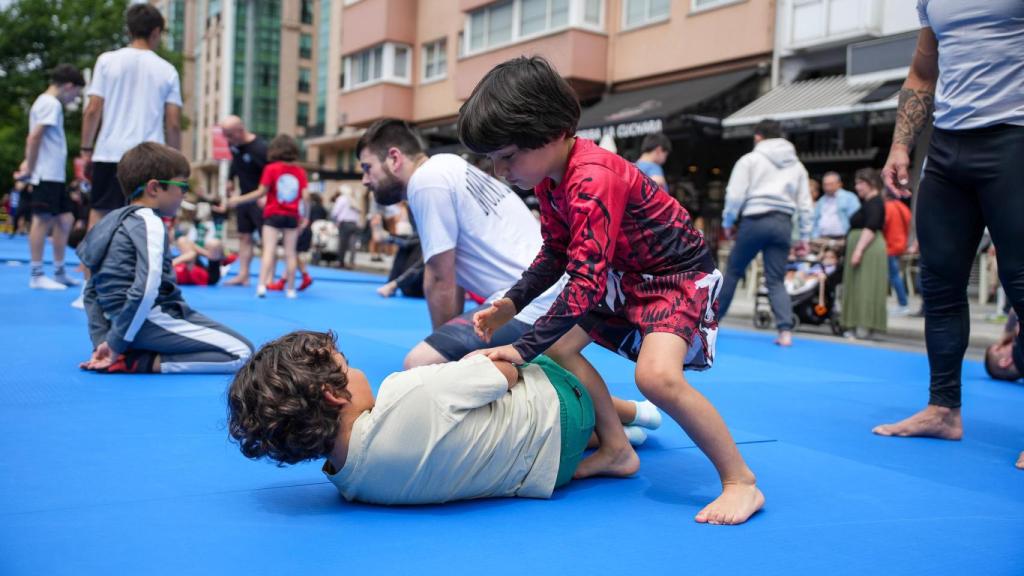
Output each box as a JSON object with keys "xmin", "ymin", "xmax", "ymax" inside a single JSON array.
[
  {"xmin": 721, "ymin": 76, "xmax": 901, "ymax": 138},
  {"xmin": 576, "ymin": 68, "xmax": 759, "ymax": 141}
]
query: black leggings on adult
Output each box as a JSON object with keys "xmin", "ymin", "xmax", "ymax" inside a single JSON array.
[{"xmin": 917, "ymin": 124, "xmax": 1024, "ymax": 407}]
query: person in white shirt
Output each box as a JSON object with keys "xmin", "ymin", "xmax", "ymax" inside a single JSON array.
[
  {"xmin": 79, "ymin": 3, "xmax": 182, "ymax": 230},
  {"xmin": 227, "ymin": 330, "xmax": 660, "ymax": 504},
  {"xmin": 355, "ymin": 120, "xmax": 660, "ymax": 439},
  {"xmin": 329, "ymin": 185, "xmax": 362, "ymax": 268},
  {"xmin": 14, "ymin": 64, "xmax": 86, "ymax": 290}
]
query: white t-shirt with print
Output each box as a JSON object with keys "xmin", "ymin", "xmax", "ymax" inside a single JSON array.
[
  {"xmin": 88, "ymin": 47, "xmax": 183, "ymax": 163},
  {"xmin": 28, "ymin": 94, "xmax": 66, "ymax": 184},
  {"xmin": 407, "ymin": 154, "xmax": 565, "ymax": 324},
  {"xmin": 323, "ymin": 355, "xmax": 561, "ymax": 504}
]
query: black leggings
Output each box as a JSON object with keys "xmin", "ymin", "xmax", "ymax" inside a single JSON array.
[{"xmin": 917, "ymin": 124, "xmax": 1024, "ymax": 407}]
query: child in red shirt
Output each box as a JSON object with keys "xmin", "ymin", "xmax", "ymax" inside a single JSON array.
[
  {"xmin": 227, "ymin": 134, "xmax": 308, "ymax": 298},
  {"xmin": 461, "ymin": 57, "xmax": 763, "ymax": 525}
]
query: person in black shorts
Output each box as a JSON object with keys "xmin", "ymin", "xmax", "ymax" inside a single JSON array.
[{"xmin": 220, "ymin": 115, "xmax": 268, "ymax": 287}]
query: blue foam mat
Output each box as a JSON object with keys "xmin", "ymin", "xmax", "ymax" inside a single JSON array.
[{"xmin": 0, "ymin": 235, "xmax": 1021, "ymax": 575}]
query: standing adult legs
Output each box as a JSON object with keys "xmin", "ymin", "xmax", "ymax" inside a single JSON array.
[
  {"xmin": 760, "ymin": 214, "xmax": 794, "ymax": 343},
  {"xmin": 717, "ymin": 218, "xmax": 766, "ymax": 319}
]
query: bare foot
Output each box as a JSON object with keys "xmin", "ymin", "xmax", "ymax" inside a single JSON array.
[
  {"xmin": 872, "ymin": 405, "xmax": 962, "ymax": 440},
  {"xmin": 223, "ymin": 275, "xmax": 250, "ymax": 287},
  {"xmin": 775, "ymin": 331, "xmax": 793, "ymax": 347},
  {"xmin": 573, "ymin": 445, "xmax": 639, "ymax": 479},
  {"xmin": 1016, "ymin": 451, "xmax": 1023, "ymax": 470},
  {"xmin": 695, "ymin": 481, "xmax": 765, "ymax": 525}
]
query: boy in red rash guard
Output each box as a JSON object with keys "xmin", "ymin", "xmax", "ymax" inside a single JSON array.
[{"xmin": 459, "ymin": 57, "xmax": 763, "ymax": 525}]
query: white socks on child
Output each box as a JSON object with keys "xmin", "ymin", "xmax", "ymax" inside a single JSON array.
[
  {"xmin": 624, "ymin": 426, "xmax": 648, "ymax": 446},
  {"xmin": 628, "ymin": 400, "xmax": 662, "ymax": 430}
]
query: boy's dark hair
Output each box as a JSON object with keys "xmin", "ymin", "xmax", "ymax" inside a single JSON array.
[
  {"xmin": 50, "ymin": 64, "xmax": 85, "ymax": 87},
  {"xmin": 640, "ymin": 133, "xmax": 672, "ymax": 154},
  {"xmin": 267, "ymin": 134, "xmax": 300, "ymax": 162},
  {"xmin": 458, "ymin": 56, "xmax": 580, "ymax": 154},
  {"xmin": 854, "ymin": 167, "xmax": 883, "ymax": 192},
  {"xmin": 984, "ymin": 344, "xmax": 1021, "ymax": 382},
  {"xmin": 228, "ymin": 330, "xmax": 351, "ymax": 465},
  {"xmin": 117, "ymin": 142, "xmax": 191, "ymax": 198},
  {"xmin": 126, "ymin": 3, "xmax": 165, "ymax": 39},
  {"xmin": 754, "ymin": 119, "xmax": 783, "ymax": 140},
  {"xmin": 356, "ymin": 119, "xmax": 425, "ymax": 161}
]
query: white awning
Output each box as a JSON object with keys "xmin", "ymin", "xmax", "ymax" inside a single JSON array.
[{"xmin": 722, "ymin": 76, "xmax": 900, "ymax": 128}]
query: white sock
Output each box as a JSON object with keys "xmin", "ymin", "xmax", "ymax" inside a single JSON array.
[
  {"xmin": 624, "ymin": 426, "xmax": 648, "ymax": 447},
  {"xmin": 629, "ymin": 400, "xmax": 662, "ymax": 430}
]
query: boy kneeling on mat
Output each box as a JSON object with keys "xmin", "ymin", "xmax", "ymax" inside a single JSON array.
[
  {"xmin": 227, "ymin": 330, "xmax": 661, "ymax": 504},
  {"xmin": 78, "ymin": 142, "xmax": 253, "ymax": 374}
]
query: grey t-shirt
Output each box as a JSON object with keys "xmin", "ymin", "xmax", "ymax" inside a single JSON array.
[{"xmin": 918, "ymin": 0, "xmax": 1024, "ymax": 130}]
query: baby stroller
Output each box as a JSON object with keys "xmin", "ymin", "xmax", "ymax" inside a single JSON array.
[{"xmin": 753, "ymin": 249, "xmax": 845, "ymax": 335}]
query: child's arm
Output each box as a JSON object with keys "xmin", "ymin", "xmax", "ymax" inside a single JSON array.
[
  {"xmin": 507, "ymin": 171, "xmax": 627, "ymax": 362},
  {"xmin": 104, "ymin": 213, "xmax": 166, "ymax": 354},
  {"xmin": 226, "ymin": 184, "xmax": 268, "ymax": 208},
  {"xmin": 83, "ymin": 279, "xmax": 111, "ymax": 349}
]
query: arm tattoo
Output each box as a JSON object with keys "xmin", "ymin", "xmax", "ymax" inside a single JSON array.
[{"xmin": 893, "ymin": 88, "xmax": 935, "ymax": 148}]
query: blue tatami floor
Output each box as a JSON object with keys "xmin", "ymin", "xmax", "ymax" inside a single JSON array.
[{"xmin": 0, "ymin": 235, "xmax": 1021, "ymax": 575}]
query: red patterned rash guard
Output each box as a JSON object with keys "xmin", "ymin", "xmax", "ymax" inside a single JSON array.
[{"xmin": 505, "ymin": 138, "xmax": 714, "ymax": 361}]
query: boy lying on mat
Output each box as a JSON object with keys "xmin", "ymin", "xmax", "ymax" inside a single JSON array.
[{"xmin": 227, "ymin": 330, "xmax": 660, "ymax": 504}]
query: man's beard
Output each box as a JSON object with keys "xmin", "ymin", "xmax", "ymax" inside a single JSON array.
[{"xmin": 371, "ymin": 169, "xmax": 405, "ymax": 206}]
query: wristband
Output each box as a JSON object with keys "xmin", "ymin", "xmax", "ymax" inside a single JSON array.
[{"xmin": 81, "ymin": 147, "xmax": 93, "ymax": 152}]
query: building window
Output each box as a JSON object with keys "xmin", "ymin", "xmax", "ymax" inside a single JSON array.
[
  {"xmin": 299, "ymin": 67, "xmax": 312, "ymax": 93},
  {"xmin": 422, "ymin": 38, "xmax": 447, "ymax": 82},
  {"xmin": 300, "ymin": 33, "xmax": 313, "ymax": 59},
  {"xmin": 690, "ymin": 0, "xmax": 743, "ymax": 13},
  {"xmin": 465, "ymin": 0, "xmax": 604, "ymax": 55},
  {"xmin": 622, "ymin": 0, "xmax": 669, "ymax": 30},
  {"xmin": 342, "ymin": 43, "xmax": 412, "ymax": 91},
  {"xmin": 297, "ymin": 102, "xmax": 310, "ymax": 126},
  {"xmin": 301, "ymin": 0, "xmax": 314, "ymax": 24}
]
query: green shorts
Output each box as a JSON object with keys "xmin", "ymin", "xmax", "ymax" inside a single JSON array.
[{"xmin": 531, "ymin": 355, "xmax": 595, "ymax": 489}]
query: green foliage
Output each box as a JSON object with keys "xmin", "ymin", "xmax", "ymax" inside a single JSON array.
[{"xmin": 0, "ymin": 0, "xmax": 188, "ymax": 181}]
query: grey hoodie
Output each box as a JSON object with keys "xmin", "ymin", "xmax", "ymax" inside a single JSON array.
[
  {"xmin": 77, "ymin": 205, "xmax": 184, "ymax": 353},
  {"xmin": 722, "ymin": 138, "xmax": 814, "ymax": 240}
]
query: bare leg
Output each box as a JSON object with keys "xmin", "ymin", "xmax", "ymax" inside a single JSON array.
[
  {"xmin": 258, "ymin": 225, "xmax": 280, "ymax": 289},
  {"xmin": 546, "ymin": 326, "xmax": 639, "ymax": 479},
  {"xmin": 637, "ymin": 332, "xmax": 764, "ymax": 525},
  {"xmin": 403, "ymin": 341, "xmax": 448, "ymax": 370},
  {"xmin": 225, "ymin": 233, "xmax": 254, "ymax": 285},
  {"xmin": 87, "ymin": 208, "xmax": 109, "ymax": 232},
  {"xmin": 1017, "ymin": 451, "xmax": 1023, "ymax": 470},
  {"xmin": 872, "ymin": 405, "xmax": 963, "ymax": 440},
  {"xmin": 282, "ymin": 228, "xmax": 299, "ymax": 292},
  {"xmin": 51, "ymin": 212, "xmax": 73, "ymax": 264},
  {"xmin": 29, "ymin": 214, "xmax": 52, "ymax": 264}
]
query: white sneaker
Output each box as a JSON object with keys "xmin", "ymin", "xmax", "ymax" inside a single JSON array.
[
  {"xmin": 624, "ymin": 426, "xmax": 648, "ymax": 447},
  {"xmin": 286, "ymin": 289, "xmax": 298, "ymax": 299},
  {"xmin": 256, "ymin": 285, "xmax": 266, "ymax": 298},
  {"xmin": 54, "ymin": 272, "xmax": 81, "ymax": 287},
  {"xmin": 29, "ymin": 275, "xmax": 68, "ymax": 290},
  {"xmin": 897, "ymin": 306, "xmax": 912, "ymax": 316},
  {"xmin": 629, "ymin": 400, "xmax": 663, "ymax": 430},
  {"xmin": 70, "ymin": 294, "xmax": 85, "ymax": 309}
]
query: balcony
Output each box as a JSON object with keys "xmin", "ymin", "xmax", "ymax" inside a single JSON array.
[
  {"xmin": 455, "ymin": 29, "xmax": 607, "ymax": 101},
  {"xmin": 781, "ymin": 0, "xmax": 882, "ymax": 52},
  {"xmin": 340, "ymin": 0, "xmax": 417, "ymax": 56},
  {"xmin": 338, "ymin": 83, "xmax": 414, "ymax": 126}
]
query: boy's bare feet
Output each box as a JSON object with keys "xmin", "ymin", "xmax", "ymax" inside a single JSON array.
[
  {"xmin": 573, "ymin": 444, "xmax": 639, "ymax": 479},
  {"xmin": 872, "ymin": 405, "xmax": 962, "ymax": 440},
  {"xmin": 1016, "ymin": 451, "xmax": 1023, "ymax": 470},
  {"xmin": 223, "ymin": 275, "xmax": 249, "ymax": 287},
  {"xmin": 696, "ymin": 480, "xmax": 764, "ymax": 525},
  {"xmin": 775, "ymin": 331, "xmax": 793, "ymax": 347}
]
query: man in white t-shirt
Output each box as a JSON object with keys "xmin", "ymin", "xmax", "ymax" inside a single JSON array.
[
  {"xmin": 80, "ymin": 3, "xmax": 183, "ymax": 230},
  {"xmin": 356, "ymin": 119, "xmax": 568, "ymax": 369},
  {"xmin": 14, "ymin": 64, "xmax": 86, "ymax": 290},
  {"xmin": 227, "ymin": 330, "xmax": 596, "ymax": 505}
]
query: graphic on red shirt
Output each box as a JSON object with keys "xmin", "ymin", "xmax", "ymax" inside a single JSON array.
[
  {"xmin": 504, "ymin": 138, "xmax": 713, "ymax": 361},
  {"xmin": 260, "ymin": 161, "xmax": 307, "ymax": 218}
]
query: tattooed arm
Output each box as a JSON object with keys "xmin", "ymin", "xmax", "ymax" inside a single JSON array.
[{"xmin": 883, "ymin": 27, "xmax": 939, "ymax": 196}]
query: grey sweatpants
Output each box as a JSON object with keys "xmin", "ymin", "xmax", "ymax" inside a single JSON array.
[{"xmin": 130, "ymin": 302, "xmax": 253, "ymax": 374}]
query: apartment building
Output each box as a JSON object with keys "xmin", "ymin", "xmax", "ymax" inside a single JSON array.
[{"xmin": 723, "ymin": 0, "xmax": 921, "ymax": 177}]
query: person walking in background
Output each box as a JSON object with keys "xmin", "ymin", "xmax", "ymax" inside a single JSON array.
[
  {"xmin": 634, "ymin": 133, "xmax": 671, "ymax": 192},
  {"xmin": 219, "ymin": 115, "xmax": 269, "ymax": 287},
  {"xmin": 841, "ymin": 168, "xmax": 889, "ymax": 340},
  {"xmin": 330, "ymin": 185, "xmax": 362, "ymax": 269},
  {"xmin": 883, "ymin": 191, "xmax": 913, "ymax": 316},
  {"xmin": 719, "ymin": 119, "xmax": 814, "ymax": 347}
]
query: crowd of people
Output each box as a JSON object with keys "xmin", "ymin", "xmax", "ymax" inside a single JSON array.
[{"xmin": 3, "ymin": 0, "xmax": 1021, "ymax": 524}]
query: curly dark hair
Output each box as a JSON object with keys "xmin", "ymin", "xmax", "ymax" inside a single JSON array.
[
  {"xmin": 267, "ymin": 134, "xmax": 300, "ymax": 162},
  {"xmin": 227, "ymin": 330, "xmax": 350, "ymax": 465}
]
